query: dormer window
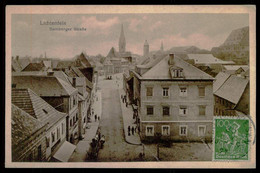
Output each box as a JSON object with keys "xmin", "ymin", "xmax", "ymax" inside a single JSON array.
[
  {"xmin": 170, "ymin": 66, "xmax": 183, "ymax": 78},
  {"xmin": 43, "ymin": 109, "xmax": 48, "ymax": 114},
  {"xmin": 173, "ymin": 69, "xmax": 183, "ymax": 78}
]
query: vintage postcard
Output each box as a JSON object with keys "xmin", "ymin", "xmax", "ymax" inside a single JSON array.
[{"xmin": 5, "ymin": 5, "xmax": 256, "ymax": 168}]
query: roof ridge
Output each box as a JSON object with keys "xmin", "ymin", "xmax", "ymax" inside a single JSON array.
[{"xmin": 214, "ymin": 72, "xmax": 231, "ymax": 94}]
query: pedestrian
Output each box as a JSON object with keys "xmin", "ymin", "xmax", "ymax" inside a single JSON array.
[
  {"xmin": 95, "ymin": 114, "xmax": 97, "ymax": 122},
  {"xmin": 98, "ymin": 116, "xmax": 100, "ymax": 121},
  {"xmin": 133, "ymin": 112, "xmax": 135, "ymax": 119},
  {"xmin": 126, "ymin": 101, "xmax": 128, "ymax": 107},
  {"xmin": 128, "ymin": 126, "xmax": 131, "ymax": 136},
  {"xmin": 132, "ymin": 126, "xmax": 135, "ymax": 135},
  {"xmin": 135, "ymin": 126, "xmax": 137, "ymax": 133}
]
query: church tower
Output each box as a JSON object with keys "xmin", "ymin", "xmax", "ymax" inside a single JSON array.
[
  {"xmin": 143, "ymin": 40, "xmax": 149, "ymax": 57},
  {"xmin": 119, "ymin": 24, "xmax": 126, "ymax": 53},
  {"xmin": 160, "ymin": 41, "xmax": 164, "ymax": 51}
]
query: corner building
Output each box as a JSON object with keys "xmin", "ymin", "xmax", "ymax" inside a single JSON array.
[{"xmin": 130, "ymin": 54, "xmax": 214, "ymax": 142}]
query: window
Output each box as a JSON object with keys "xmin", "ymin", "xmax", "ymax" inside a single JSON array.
[
  {"xmin": 57, "ymin": 127, "xmax": 60, "ymax": 139},
  {"xmin": 146, "ymin": 87, "xmax": 153, "ymax": 97},
  {"xmin": 179, "ymin": 87, "xmax": 187, "ymax": 97},
  {"xmin": 199, "ymin": 105, "xmax": 206, "ymax": 116},
  {"xmin": 179, "ymin": 106, "xmax": 188, "ymax": 115},
  {"xmin": 73, "ymin": 96, "xmax": 76, "ymax": 106},
  {"xmin": 146, "ymin": 126, "xmax": 154, "ymax": 136},
  {"xmin": 42, "ymin": 109, "xmax": 48, "ymax": 114},
  {"xmin": 51, "ymin": 132, "xmax": 55, "ymax": 143},
  {"xmin": 179, "ymin": 125, "xmax": 188, "ymax": 136},
  {"xmin": 198, "ymin": 86, "xmax": 205, "ymax": 97},
  {"xmin": 162, "ymin": 87, "xmax": 169, "ymax": 97},
  {"xmin": 162, "ymin": 125, "xmax": 170, "ymax": 136},
  {"xmin": 172, "ymin": 69, "xmax": 183, "ymax": 78},
  {"xmin": 70, "ymin": 119, "xmax": 72, "ymax": 127},
  {"xmin": 162, "ymin": 106, "xmax": 170, "ymax": 116},
  {"xmin": 37, "ymin": 145, "xmax": 42, "ymax": 161},
  {"xmin": 46, "ymin": 137, "xmax": 50, "ymax": 148},
  {"xmin": 198, "ymin": 125, "xmax": 206, "ymax": 136},
  {"xmin": 147, "ymin": 106, "xmax": 154, "ymax": 115},
  {"xmin": 62, "ymin": 123, "xmax": 64, "ymax": 135}
]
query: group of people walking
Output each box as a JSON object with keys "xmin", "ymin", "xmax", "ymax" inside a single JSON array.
[
  {"xmin": 128, "ymin": 125, "xmax": 138, "ymax": 136},
  {"xmin": 121, "ymin": 94, "xmax": 128, "ymax": 107}
]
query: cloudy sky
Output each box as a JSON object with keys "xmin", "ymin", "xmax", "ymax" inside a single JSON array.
[{"xmin": 12, "ymin": 13, "xmax": 249, "ymax": 59}]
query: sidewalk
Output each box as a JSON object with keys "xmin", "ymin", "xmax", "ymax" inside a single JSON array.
[
  {"xmin": 118, "ymin": 88, "xmax": 142, "ymax": 145},
  {"xmin": 69, "ymin": 90, "xmax": 102, "ymax": 162}
]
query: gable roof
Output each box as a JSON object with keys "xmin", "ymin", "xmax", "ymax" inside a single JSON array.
[
  {"xmin": 77, "ymin": 53, "xmax": 92, "ymax": 67},
  {"xmin": 12, "ymin": 58, "xmax": 31, "ymax": 72},
  {"xmin": 56, "ymin": 61, "xmax": 75, "ymax": 69},
  {"xmin": 107, "ymin": 47, "xmax": 119, "ymax": 58},
  {"xmin": 213, "ymin": 72, "xmax": 230, "ymax": 93},
  {"xmin": 214, "ymin": 74, "xmax": 249, "ymax": 104},
  {"xmin": 53, "ymin": 71, "xmax": 71, "ymax": 84},
  {"xmin": 12, "ymin": 75, "xmax": 77, "ymax": 96},
  {"xmin": 141, "ymin": 54, "xmax": 214, "ymax": 80},
  {"xmin": 12, "ymin": 104, "xmax": 46, "ymax": 151},
  {"xmin": 22, "ymin": 62, "xmax": 46, "ymax": 71},
  {"xmin": 12, "ymin": 88, "xmax": 67, "ymax": 130}
]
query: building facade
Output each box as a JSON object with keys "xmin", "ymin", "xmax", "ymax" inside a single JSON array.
[
  {"xmin": 130, "ymin": 54, "xmax": 214, "ymax": 142},
  {"xmin": 12, "ymin": 104, "xmax": 47, "ymax": 162}
]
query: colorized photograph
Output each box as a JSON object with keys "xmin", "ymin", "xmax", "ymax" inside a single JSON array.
[{"xmin": 5, "ymin": 5, "xmax": 256, "ymax": 168}]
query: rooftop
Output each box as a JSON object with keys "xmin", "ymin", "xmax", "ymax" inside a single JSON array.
[
  {"xmin": 12, "ymin": 75, "xmax": 78, "ymax": 96},
  {"xmin": 12, "ymin": 104, "xmax": 46, "ymax": 151},
  {"xmin": 137, "ymin": 54, "xmax": 214, "ymax": 80},
  {"xmin": 187, "ymin": 54, "xmax": 235, "ymax": 65},
  {"xmin": 12, "ymin": 88, "xmax": 66, "ymax": 130},
  {"xmin": 214, "ymin": 72, "xmax": 249, "ymax": 104}
]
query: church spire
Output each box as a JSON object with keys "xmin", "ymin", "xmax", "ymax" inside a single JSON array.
[
  {"xmin": 160, "ymin": 41, "xmax": 164, "ymax": 51},
  {"xmin": 119, "ymin": 24, "xmax": 126, "ymax": 53}
]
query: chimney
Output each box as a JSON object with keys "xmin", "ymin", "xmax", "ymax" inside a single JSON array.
[
  {"xmin": 72, "ymin": 77, "xmax": 76, "ymax": 88},
  {"xmin": 169, "ymin": 53, "xmax": 174, "ymax": 65}
]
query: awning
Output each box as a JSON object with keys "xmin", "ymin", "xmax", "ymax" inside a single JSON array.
[{"xmin": 53, "ymin": 141, "xmax": 76, "ymax": 162}]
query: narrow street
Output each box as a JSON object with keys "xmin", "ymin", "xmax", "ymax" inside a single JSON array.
[{"xmin": 97, "ymin": 75, "xmax": 143, "ymax": 161}]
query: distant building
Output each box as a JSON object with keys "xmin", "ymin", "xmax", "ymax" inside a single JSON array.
[
  {"xmin": 22, "ymin": 61, "xmax": 47, "ymax": 71},
  {"xmin": 160, "ymin": 41, "xmax": 164, "ymax": 51},
  {"xmin": 12, "ymin": 56, "xmax": 31, "ymax": 72},
  {"xmin": 213, "ymin": 72, "xmax": 249, "ymax": 116},
  {"xmin": 12, "ymin": 88, "xmax": 68, "ymax": 161},
  {"xmin": 186, "ymin": 54, "xmax": 235, "ymax": 66},
  {"xmin": 12, "ymin": 75, "xmax": 79, "ymax": 144},
  {"xmin": 143, "ymin": 40, "xmax": 149, "ymax": 57},
  {"xmin": 129, "ymin": 53, "xmax": 214, "ymax": 142},
  {"xmin": 119, "ymin": 24, "xmax": 126, "ymax": 53},
  {"xmin": 222, "ymin": 65, "xmax": 249, "ymax": 76},
  {"xmin": 186, "ymin": 54, "xmax": 235, "ymax": 77},
  {"xmin": 12, "ymin": 104, "xmax": 47, "ymax": 162}
]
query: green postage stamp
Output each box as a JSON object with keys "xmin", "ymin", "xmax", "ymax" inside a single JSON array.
[{"xmin": 213, "ymin": 117, "xmax": 250, "ymax": 161}]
